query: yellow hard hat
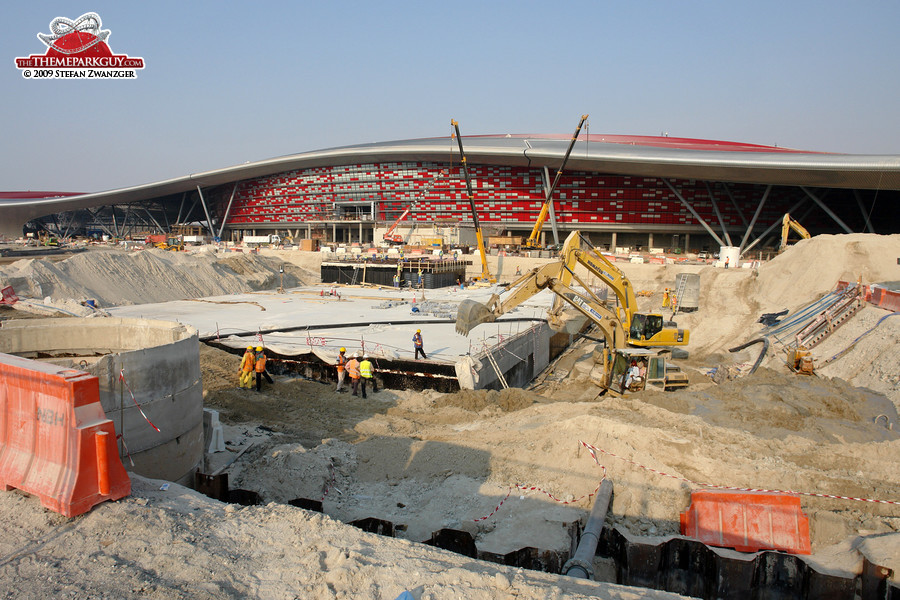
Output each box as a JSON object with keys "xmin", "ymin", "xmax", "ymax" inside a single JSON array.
[
  {"xmin": 256, "ymin": 346, "xmax": 263, "ymax": 351},
  {"xmin": 416, "ymin": 329, "xmax": 421, "ymax": 333},
  {"xmin": 339, "ymin": 347, "xmax": 346, "ymax": 353},
  {"xmin": 246, "ymin": 345, "xmax": 253, "ymax": 350}
]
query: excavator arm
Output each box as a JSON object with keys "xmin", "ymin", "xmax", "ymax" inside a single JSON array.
[
  {"xmin": 456, "ymin": 258, "xmax": 625, "ymax": 388},
  {"xmin": 780, "ymin": 213, "xmax": 811, "ymax": 251},
  {"xmin": 457, "ymin": 229, "xmax": 689, "ymax": 347},
  {"xmin": 555, "ymin": 231, "xmax": 638, "ymax": 330}
]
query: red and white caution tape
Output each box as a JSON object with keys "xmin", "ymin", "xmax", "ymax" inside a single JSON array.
[
  {"xmin": 118, "ymin": 368, "xmax": 161, "ymax": 432},
  {"xmin": 579, "ymin": 440, "xmax": 900, "ymax": 507},
  {"xmin": 474, "ymin": 465, "xmax": 607, "ymax": 522},
  {"xmin": 320, "ymin": 458, "xmax": 337, "ymax": 502}
]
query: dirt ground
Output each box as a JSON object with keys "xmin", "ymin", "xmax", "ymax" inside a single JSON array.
[{"xmin": 1, "ymin": 235, "xmax": 900, "ymax": 599}]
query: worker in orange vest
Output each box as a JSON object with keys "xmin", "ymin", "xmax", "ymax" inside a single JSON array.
[
  {"xmin": 346, "ymin": 352, "xmax": 361, "ymax": 396},
  {"xmin": 238, "ymin": 346, "xmax": 255, "ymax": 389},
  {"xmin": 255, "ymin": 346, "xmax": 274, "ymax": 392},
  {"xmin": 335, "ymin": 347, "xmax": 348, "ymax": 392}
]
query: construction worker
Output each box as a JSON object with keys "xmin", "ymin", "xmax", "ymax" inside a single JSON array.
[
  {"xmin": 346, "ymin": 352, "xmax": 361, "ymax": 396},
  {"xmin": 335, "ymin": 347, "xmax": 348, "ymax": 392},
  {"xmin": 417, "ymin": 269, "xmax": 423, "ymax": 288},
  {"xmin": 671, "ymin": 291, "xmax": 678, "ymax": 315},
  {"xmin": 254, "ymin": 346, "xmax": 274, "ymax": 392},
  {"xmin": 413, "ymin": 329, "xmax": 427, "ymax": 360},
  {"xmin": 662, "ymin": 288, "xmax": 670, "ymax": 308},
  {"xmin": 359, "ymin": 354, "xmax": 377, "ymax": 398},
  {"xmin": 238, "ymin": 345, "xmax": 255, "ymax": 389}
]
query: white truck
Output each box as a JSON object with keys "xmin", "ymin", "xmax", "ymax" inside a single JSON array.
[{"xmin": 243, "ymin": 234, "xmax": 281, "ymax": 246}]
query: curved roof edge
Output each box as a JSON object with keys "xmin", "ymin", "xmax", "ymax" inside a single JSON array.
[{"xmin": 2, "ymin": 134, "xmax": 899, "ymax": 238}]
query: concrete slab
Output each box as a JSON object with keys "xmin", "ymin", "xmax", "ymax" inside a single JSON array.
[{"xmin": 107, "ymin": 284, "xmax": 561, "ymax": 390}]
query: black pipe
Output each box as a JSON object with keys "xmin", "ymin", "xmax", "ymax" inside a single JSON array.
[
  {"xmin": 563, "ymin": 478, "xmax": 613, "ymax": 579},
  {"xmin": 728, "ymin": 337, "xmax": 769, "ymax": 375}
]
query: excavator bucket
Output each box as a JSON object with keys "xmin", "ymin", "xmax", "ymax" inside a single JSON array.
[{"xmin": 455, "ymin": 299, "xmax": 497, "ymax": 335}]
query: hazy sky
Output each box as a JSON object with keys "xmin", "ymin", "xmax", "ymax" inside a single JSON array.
[{"xmin": 4, "ymin": 1, "xmax": 899, "ymax": 193}]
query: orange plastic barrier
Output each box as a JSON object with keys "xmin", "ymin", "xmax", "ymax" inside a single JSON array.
[
  {"xmin": 680, "ymin": 489, "xmax": 811, "ymax": 555},
  {"xmin": 0, "ymin": 353, "xmax": 130, "ymax": 517}
]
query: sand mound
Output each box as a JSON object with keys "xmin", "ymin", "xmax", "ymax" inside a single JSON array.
[{"xmin": 0, "ymin": 247, "xmax": 311, "ymax": 307}]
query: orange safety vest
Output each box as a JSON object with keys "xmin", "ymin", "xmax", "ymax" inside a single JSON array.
[
  {"xmin": 336, "ymin": 353, "xmax": 346, "ymax": 373},
  {"xmin": 240, "ymin": 351, "xmax": 255, "ymax": 372},
  {"xmin": 255, "ymin": 352, "xmax": 267, "ymax": 373},
  {"xmin": 346, "ymin": 358, "xmax": 360, "ymax": 379}
]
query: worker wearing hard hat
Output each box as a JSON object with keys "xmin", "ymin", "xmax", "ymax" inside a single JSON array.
[
  {"xmin": 346, "ymin": 352, "xmax": 361, "ymax": 396},
  {"xmin": 335, "ymin": 347, "xmax": 348, "ymax": 392},
  {"xmin": 413, "ymin": 329, "xmax": 426, "ymax": 360},
  {"xmin": 662, "ymin": 288, "xmax": 670, "ymax": 308},
  {"xmin": 254, "ymin": 346, "xmax": 274, "ymax": 392},
  {"xmin": 359, "ymin": 354, "xmax": 377, "ymax": 398},
  {"xmin": 238, "ymin": 345, "xmax": 255, "ymax": 389}
]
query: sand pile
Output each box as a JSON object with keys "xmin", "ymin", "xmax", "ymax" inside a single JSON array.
[{"xmin": 0, "ymin": 247, "xmax": 311, "ymax": 308}]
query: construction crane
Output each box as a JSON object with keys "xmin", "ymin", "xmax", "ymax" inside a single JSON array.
[
  {"xmin": 780, "ymin": 213, "xmax": 811, "ymax": 252},
  {"xmin": 383, "ymin": 170, "xmax": 447, "ymax": 244},
  {"xmin": 451, "ymin": 119, "xmax": 495, "ymax": 284},
  {"xmin": 456, "ymin": 230, "xmax": 688, "ymax": 347},
  {"xmin": 523, "ymin": 114, "xmax": 589, "ymax": 249}
]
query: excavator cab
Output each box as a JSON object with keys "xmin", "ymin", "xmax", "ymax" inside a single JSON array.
[
  {"xmin": 627, "ymin": 313, "xmax": 688, "ymax": 346},
  {"xmin": 608, "ymin": 348, "xmax": 688, "ymax": 394}
]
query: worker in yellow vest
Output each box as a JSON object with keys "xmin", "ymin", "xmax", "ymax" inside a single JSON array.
[
  {"xmin": 255, "ymin": 346, "xmax": 274, "ymax": 392},
  {"xmin": 346, "ymin": 352, "xmax": 361, "ymax": 397},
  {"xmin": 238, "ymin": 346, "xmax": 255, "ymax": 389},
  {"xmin": 359, "ymin": 354, "xmax": 377, "ymax": 398},
  {"xmin": 335, "ymin": 347, "xmax": 348, "ymax": 392},
  {"xmin": 662, "ymin": 288, "xmax": 670, "ymax": 308}
]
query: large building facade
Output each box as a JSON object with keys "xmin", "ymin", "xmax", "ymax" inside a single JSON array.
[{"xmin": 3, "ymin": 133, "xmax": 899, "ymax": 252}]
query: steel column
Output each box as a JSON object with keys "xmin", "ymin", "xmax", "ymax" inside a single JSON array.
[
  {"xmin": 196, "ymin": 186, "xmax": 214, "ymax": 236},
  {"xmin": 801, "ymin": 187, "xmax": 853, "ymax": 234},
  {"xmin": 719, "ymin": 182, "xmax": 750, "ymax": 229},
  {"xmin": 739, "ymin": 185, "xmax": 772, "ymax": 251},
  {"xmin": 217, "ymin": 184, "xmax": 238, "ymax": 240},
  {"xmin": 741, "ymin": 195, "xmax": 808, "ymax": 255},
  {"xmin": 663, "ymin": 179, "xmax": 725, "ymax": 247},
  {"xmin": 705, "ymin": 182, "xmax": 733, "ymax": 246},
  {"xmin": 853, "ymin": 189, "xmax": 876, "ymax": 233}
]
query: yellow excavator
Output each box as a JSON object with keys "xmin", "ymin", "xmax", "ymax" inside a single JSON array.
[
  {"xmin": 780, "ymin": 213, "xmax": 810, "ymax": 252},
  {"xmin": 455, "ymin": 231, "xmax": 689, "ymax": 391},
  {"xmin": 456, "ymin": 230, "xmax": 689, "ymax": 346},
  {"xmin": 451, "ymin": 119, "xmax": 495, "ymax": 284}
]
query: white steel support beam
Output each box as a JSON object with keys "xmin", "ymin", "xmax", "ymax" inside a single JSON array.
[
  {"xmin": 739, "ymin": 185, "xmax": 772, "ymax": 251},
  {"xmin": 741, "ymin": 195, "xmax": 808, "ymax": 256},
  {"xmin": 719, "ymin": 183, "xmax": 750, "ymax": 229},
  {"xmin": 196, "ymin": 186, "xmax": 215, "ymax": 236},
  {"xmin": 217, "ymin": 184, "xmax": 238, "ymax": 240},
  {"xmin": 663, "ymin": 179, "xmax": 725, "ymax": 247},
  {"xmin": 704, "ymin": 182, "xmax": 732, "ymax": 246},
  {"xmin": 853, "ymin": 189, "xmax": 876, "ymax": 233},
  {"xmin": 801, "ymin": 187, "xmax": 854, "ymax": 234}
]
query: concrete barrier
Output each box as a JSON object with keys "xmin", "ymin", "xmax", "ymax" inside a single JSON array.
[
  {"xmin": 0, "ymin": 353, "xmax": 130, "ymax": 517},
  {"xmin": 0, "ymin": 318, "xmax": 203, "ymax": 485}
]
